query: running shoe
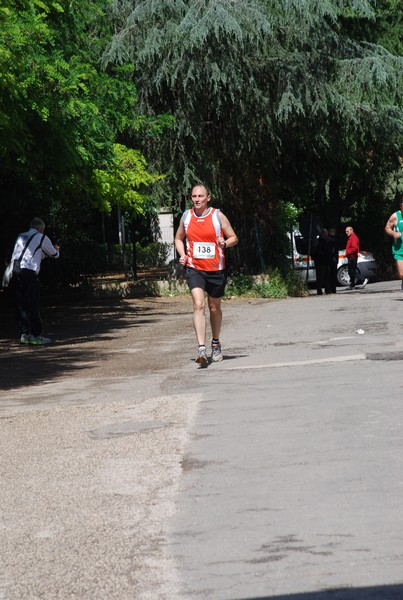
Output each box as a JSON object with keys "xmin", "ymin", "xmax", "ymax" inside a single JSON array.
[
  {"xmin": 195, "ymin": 346, "xmax": 208, "ymax": 366},
  {"xmin": 211, "ymin": 341, "xmax": 223, "ymax": 362},
  {"xmin": 29, "ymin": 335, "xmax": 51, "ymax": 345},
  {"xmin": 20, "ymin": 333, "xmax": 32, "ymax": 344}
]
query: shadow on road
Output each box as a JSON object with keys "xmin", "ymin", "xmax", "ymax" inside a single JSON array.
[
  {"xmin": 0, "ymin": 295, "xmax": 160, "ymax": 391},
  {"xmin": 235, "ymin": 583, "xmax": 403, "ymax": 599}
]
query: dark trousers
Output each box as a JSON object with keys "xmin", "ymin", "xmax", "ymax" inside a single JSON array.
[
  {"xmin": 14, "ymin": 268, "xmax": 42, "ymax": 336},
  {"xmin": 315, "ymin": 263, "xmax": 330, "ymax": 294},
  {"xmin": 329, "ymin": 261, "xmax": 338, "ymax": 293},
  {"xmin": 347, "ymin": 257, "xmax": 358, "ymax": 288}
]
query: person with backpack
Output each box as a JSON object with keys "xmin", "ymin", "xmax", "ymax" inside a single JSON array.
[{"xmin": 9, "ymin": 217, "xmax": 60, "ymax": 345}]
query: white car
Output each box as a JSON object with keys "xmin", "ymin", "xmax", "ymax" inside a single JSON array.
[{"xmin": 291, "ymin": 229, "xmax": 378, "ymax": 286}]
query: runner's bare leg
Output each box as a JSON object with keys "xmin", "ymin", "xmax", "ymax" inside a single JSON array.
[
  {"xmin": 191, "ymin": 287, "xmax": 206, "ymax": 346},
  {"xmin": 208, "ymin": 296, "xmax": 222, "ymax": 340}
]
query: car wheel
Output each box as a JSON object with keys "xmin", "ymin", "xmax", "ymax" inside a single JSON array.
[{"xmin": 337, "ymin": 265, "xmax": 350, "ymax": 286}]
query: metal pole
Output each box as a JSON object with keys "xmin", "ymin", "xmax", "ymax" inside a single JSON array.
[
  {"xmin": 117, "ymin": 206, "xmax": 127, "ymax": 276},
  {"xmin": 306, "ymin": 214, "xmax": 313, "ymax": 284}
]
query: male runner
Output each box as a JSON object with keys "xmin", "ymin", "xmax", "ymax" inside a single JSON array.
[{"xmin": 175, "ymin": 184, "xmax": 238, "ymax": 365}]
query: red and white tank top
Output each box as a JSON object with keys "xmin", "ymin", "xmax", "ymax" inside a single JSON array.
[{"xmin": 182, "ymin": 207, "xmax": 225, "ymax": 271}]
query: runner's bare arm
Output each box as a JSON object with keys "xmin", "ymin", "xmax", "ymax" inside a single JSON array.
[
  {"xmin": 385, "ymin": 213, "xmax": 400, "ymax": 239},
  {"xmin": 218, "ymin": 212, "xmax": 238, "ymax": 249},
  {"xmin": 174, "ymin": 220, "xmax": 187, "ymax": 265}
]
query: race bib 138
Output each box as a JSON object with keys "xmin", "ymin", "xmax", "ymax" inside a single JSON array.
[{"xmin": 193, "ymin": 242, "xmax": 216, "ymax": 259}]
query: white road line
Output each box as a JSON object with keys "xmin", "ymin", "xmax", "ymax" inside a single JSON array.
[
  {"xmin": 312, "ymin": 336, "xmax": 356, "ymax": 345},
  {"xmin": 225, "ymin": 354, "xmax": 366, "ymax": 370}
]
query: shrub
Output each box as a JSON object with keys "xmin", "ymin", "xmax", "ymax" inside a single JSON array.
[
  {"xmin": 224, "ymin": 268, "xmax": 308, "ymax": 299},
  {"xmin": 135, "ymin": 242, "xmax": 172, "ymax": 268}
]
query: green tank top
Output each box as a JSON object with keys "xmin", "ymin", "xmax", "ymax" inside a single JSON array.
[{"xmin": 393, "ymin": 210, "xmax": 403, "ymax": 259}]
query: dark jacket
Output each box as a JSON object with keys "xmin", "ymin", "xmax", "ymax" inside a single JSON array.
[
  {"xmin": 327, "ymin": 234, "xmax": 339, "ymax": 265},
  {"xmin": 312, "ymin": 237, "xmax": 331, "ymax": 266}
]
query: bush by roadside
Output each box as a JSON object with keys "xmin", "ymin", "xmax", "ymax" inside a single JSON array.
[{"xmin": 224, "ymin": 269, "xmax": 308, "ymax": 299}]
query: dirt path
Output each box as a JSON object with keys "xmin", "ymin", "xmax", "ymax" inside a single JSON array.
[
  {"xmin": 0, "ymin": 295, "xmax": 195, "ymax": 390},
  {"xmin": 0, "ymin": 295, "xmax": 206, "ymax": 599}
]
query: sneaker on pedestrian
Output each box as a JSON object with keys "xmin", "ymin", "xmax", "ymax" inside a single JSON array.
[
  {"xmin": 20, "ymin": 333, "xmax": 32, "ymax": 344},
  {"xmin": 29, "ymin": 335, "xmax": 51, "ymax": 345},
  {"xmin": 211, "ymin": 341, "xmax": 223, "ymax": 362},
  {"xmin": 195, "ymin": 345, "xmax": 208, "ymax": 366},
  {"xmin": 361, "ymin": 278, "xmax": 368, "ymax": 288}
]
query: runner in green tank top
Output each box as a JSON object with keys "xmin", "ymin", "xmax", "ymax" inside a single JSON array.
[{"xmin": 385, "ymin": 195, "xmax": 403, "ymax": 289}]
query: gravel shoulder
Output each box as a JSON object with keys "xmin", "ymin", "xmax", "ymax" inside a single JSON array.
[{"xmin": 0, "ymin": 295, "xmax": 207, "ymax": 599}]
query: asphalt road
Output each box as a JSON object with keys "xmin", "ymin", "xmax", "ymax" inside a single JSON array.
[{"xmin": 1, "ymin": 281, "xmax": 403, "ymax": 599}]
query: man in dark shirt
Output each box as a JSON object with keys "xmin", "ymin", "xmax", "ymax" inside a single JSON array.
[
  {"xmin": 327, "ymin": 228, "xmax": 339, "ymax": 293},
  {"xmin": 312, "ymin": 228, "xmax": 331, "ymax": 295}
]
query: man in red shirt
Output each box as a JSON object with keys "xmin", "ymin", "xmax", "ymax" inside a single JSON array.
[{"xmin": 345, "ymin": 226, "xmax": 360, "ymax": 290}]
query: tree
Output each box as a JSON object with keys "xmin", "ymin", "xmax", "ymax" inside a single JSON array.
[
  {"xmin": 93, "ymin": 143, "xmax": 163, "ymax": 215},
  {"xmin": 0, "ymin": 0, "xmax": 165, "ymax": 269},
  {"xmin": 104, "ymin": 0, "xmax": 402, "ymax": 271}
]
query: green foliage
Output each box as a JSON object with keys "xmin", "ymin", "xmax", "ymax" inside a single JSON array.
[
  {"xmin": 135, "ymin": 242, "xmax": 172, "ymax": 268},
  {"xmin": 93, "ymin": 144, "xmax": 164, "ymax": 214},
  {"xmin": 0, "ymin": 1, "xmax": 118, "ymax": 160},
  {"xmin": 284, "ymin": 268, "xmax": 310, "ymax": 298},
  {"xmin": 340, "ymin": 0, "xmax": 403, "ymax": 56},
  {"xmin": 1, "ymin": 0, "xmax": 402, "ymax": 279},
  {"xmin": 55, "ymin": 241, "xmax": 109, "ymax": 285},
  {"xmin": 38, "ymin": 239, "xmax": 173, "ymax": 288},
  {"xmin": 224, "ymin": 268, "xmax": 308, "ymax": 299},
  {"xmin": 85, "ymin": 241, "xmax": 172, "ymax": 271},
  {"xmin": 105, "ymin": 0, "xmax": 403, "ymax": 272},
  {"xmin": 0, "ymin": 0, "xmax": 169, "ymax": 259},
  {"xmin": 224, "ymin": 273, "xmax": 255, "ymax": 297}
]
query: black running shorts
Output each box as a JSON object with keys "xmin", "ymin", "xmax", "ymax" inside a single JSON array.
[{"xmin": 185, "ymin": 267, "xmax": 227, "ymax": 298}]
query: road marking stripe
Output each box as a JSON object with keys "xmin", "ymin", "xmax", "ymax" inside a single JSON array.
[
  {"xmin": 312, "ymin": 336, "xmax": 356, "ymax": 344},
  {"xmin": 225, "ymin": 354, "xmax": 366, "ymax": 370}
]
